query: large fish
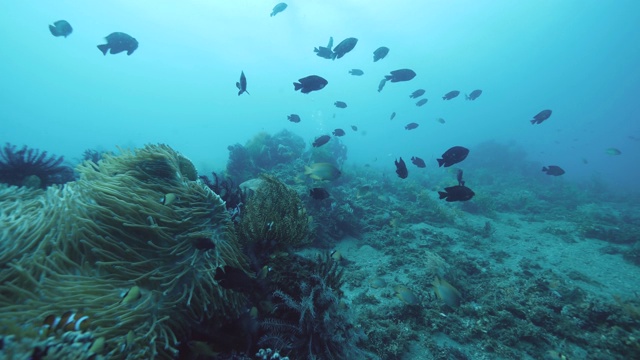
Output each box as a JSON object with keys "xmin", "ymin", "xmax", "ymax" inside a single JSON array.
[
  {"xmin": 542, "ymin": 166, "xmax": 565, "ymax": 176},
  {"xmin": 384, "ymin": 69, "xmax": 416, "ymax": 82},
  {"xmin": 304, "ymin": 163, "xmax": 341, "ymax": 181},
  {"xmin": 332, "ymin": 37, "xmax": 358, "ymax": 59},
  {"xmin": 312, "ymin": 135, "xmax": 331, "ymax": 147},
  {"xmin": 438, "ymin": 185, "xmax": 475, "ymax": 202},
  {"xmin": 437, "ymin": 146, "xmax": 469, "ymax": 167},
  {"xmin": 49, "ymin": 20, "xmax": 72, "ymax": 38},
  {"xmin": 530, "ymin": 109, "xmax": 552, "ymax": 124},
  {"xmin": 294, "ymin": 75, "xmax": 328, "ymax": 93},
  {"xmin": 373, "ymin": 46, "xmax": 389, "ymax": 62},
  {"xmin": 236, "ymin": 71, "xmax": 249, "ymax": 96},
  {"xmin": 97, "ymin": 32, "xmax": 138, "ymax": 56},
  {"xmin": 395, "ymin": 158, "xmax": 408, "ymax": 179}
]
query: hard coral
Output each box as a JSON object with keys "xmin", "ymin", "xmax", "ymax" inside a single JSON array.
[{"xmin": 0, "ymin": 143, "xmax": 74, "ymax": 188}]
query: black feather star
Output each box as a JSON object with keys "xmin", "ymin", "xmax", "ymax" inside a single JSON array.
[{"xmin": 0, "ymin": 143, "xmax": 75, "ymax": 188}]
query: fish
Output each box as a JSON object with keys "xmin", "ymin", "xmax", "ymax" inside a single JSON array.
[
  {"xmin": 97, "ymin": 32, "xmax": 139, "ymax": 56},
  {"xmin": 394, "ymin": 158, "xmax": 408, "ymax": 179},
  {"xmin": 437, "ymin": 146, "xmax": 469, "ymax": 167},
  {"xmin": 411, "ymin": 156, "xmax": 426, "ymax": 168},
  {"xmin": 161, "ymin": 193, "xmax": 177, "ymax": 205},
  {"xmin": 349, "ymin": 69, "xmax": 364, "ymax": 76},
  {"xmin": 436, "ymin": 118, "xmax": 446, "ymax": 124},
  {"xmin": 394, "ymin": 285, "xmax": 419, "ymax": 305},
  {"xmin": 373, "ymin": 46, "xmax": 389, "ymax": 62},
  {"xmin": 236, "ymin": 71, "xmax": 249, "ymax": 96},
  {"xmin": 432, "ymin": 276, "xmax": 462, "ymax": 308},
  {"xmin": 314, "ymin": 36, "xmax": 334, "ymax": 59},
  {"xmin": 378, "ymin": 78, "xmax": 387, "ymax": 92},
  {"xmin": 42, "ymin": 311, "xmax": 90, "ymax": 336},
  {"xmin": 270, "ymin": 2, "xmax": 288, "ymax": 17},
  {"xmin": 456, "ymin": 169, "xmax": 465, "ymax": 186},
  {"xmin": 466, "ymin": 89, "xmax": 482, "ymax": 100},
  {"xmin": 415, "ymin": 98, "xmax": 428, "ymax": 107},
  {"xmin": 384, "ymin": 69, "xmax": 416, "ymax": 82},
  {"xmin": 530, "ymin": 109, "xmax": 552, "ymax": 124},
  {"xmin": 120, "ymin": 286, "xmax": 141, "ymax": 305},
  {"xmin": 332, "ymin": 128, "xmax": 346, "ymax": 137},
  {"xmin": 405, "ymin": 122, "xmax": 419, "ymax": 130},
  {"xmin": 442, "ymin": 90, "xmax": 460, "ymax": 100},
  {"xmin": 310, "ymin": 188, "xmax": 330, "ymax": 200},
  {"xmin": 390, "ymin": 112, "xmax": 396, "ymax": 120},
  {"xmin": 293, "ymin": 75, "xmax": 328, "ymax": 94},
  {"xmin": 49, "ymin": 20, "xmax": 72, "ymax": 38},
  {"xmin": 304, "ymin": 163, "xmax": 341, "ymax": 181},
  {"xmin": 256, "ymin": 265, "xmax": 271, "ymax": 280},
  {"xmin": 332, "ymin": 37, "xmax": 358, "ymax": 59},
  {"xmin": 605, "ymin": 148, "xmax": 622, "ymax": 155},
  {"xmin": 214, "ymin": 265, "xmax": 255, "ymax": 292},
  {"xmin": 88, "ymin": 337, "xmax": 106, "ymax": 356},
  {"xmin": 187, "ymin": 341, "xmax": 220, "ymax": 357},
  {"xmin": 369, "ymin": 277, "xmax": 387, "ymax": 289},
  {"xmin": 193, "ymin": 237, "xmax": 216, "ymax": 250},
  {"xmin": 410, "ymin": 89, "xmax": 425, "ymax": 98},
  {"xmin": 334, "ymin": 101, "xmax": 348, "ymax": 108},
  {"xmin": 542, "ymin": 165, "xmax": 565, "ymax": 176},
  {"xmin": 438, "ymin": 185, "xmax": 475, "ymax": 202},
  {"xmin": 287, "ymin": 114, "xmax": 301, "ymax": 123},
  {"xmin": 312, "ymin": 135, "xmax": 331, "ymax": 147},
  {"xmin": 351, "ymin": 125, "xmax": 358, "ymax": 131}
]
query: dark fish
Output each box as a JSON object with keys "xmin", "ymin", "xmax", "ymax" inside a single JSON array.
[
  {"xmin": 405, "ymin": 122, "xmax": 419, "ymax": 130},
  {"xmin": 410, "ymin": 89, "xmax": 425, "ymax": 98},
  {"xmin": 456, "ymin": 169, "xmax": 465, "ymax": 186},
  {"xmin": 97, "ymin": 32, "xmax": 139, "ymax": 56},
  {"xmin": 312, "ymin": 135, "xmax": 331, "ymax": 147},
  {"xmin": 334, "ymin": 101, "xmax": 347, "ymax": 108},
  {"xmin": 415, "ymin": 98, "xmax": 428, "ymax": 107},
  {"xmin": 193, "ymin": 237, "xmax": 216, "ymax": 250},
  {"xmin": 373, "ymin": 46, "xmax": 389, "ymax": 62},
  {"xmin": 332, "ymin": 37, "xmax": 358, "ymax": 59},
  {"xmin": 530, "ymin": 109, "xmax": 552, "ymax": 124},
  {"xmin": 384, "ymin": 69, "xmax": 416, "ymax": 82},
  {"xmin": 288, "ymin": 114, "xmax": 301, "ymax": 123},
  {"xmin": 437, "ymin": 146, "xmax": 469, "ymax": 167},
  {"xmin": 606, "ymin": 148, "xmax": 622, "ymax": 155},
  {"xmin": 542, "ymin": 165, "xmax": 565, "ymax": 176},
  {"xmin": 332, "ymin": 128, "xmax": 346, "ymax": 137},
  {"xmin": 294, "ymin": 75, "xmax": 328, "ymax": 94},
  {"xmin": 390, "ymin": 112, "xmax": 396, "ymax": 120},
  {"xmin": 49, "ymin": 20, "xmax": 72, "ymax": 38},
  {"xmin": 271, "ymin": 2, "xmax": 288, "ymax": 17},
  {"xmin": 351, "ymin": 125, "xmax": 358, "ymax": 131},
  {"xmin": 438, "ymin": 185, "xmax": 475, "ymax": 202},
  {"xmin": 395, "ymin": 158, "xmax": 408, "ymax": 179},
  {"xmin": 314, "ymin": 36, "xmax": 334, "ymax": 59},
  {"xmin": 310, "ymin": 188, "xmax": 330, "ymax": 200},
  {"xmin": 236, "ymin": 71, "xmax": 249, "ymax": 96},
  {"xmin": 214, "ymin": 266, "xmax": 254, "ymax": 292},
  {"xmin": 411, "ymin": 156, "xmax": 426, "ymax": 168},
  {"xmin": 466, "ymin": 89, "xmax": 482, "ymax": 100},
  {"xmin": 349, "ymin": 69, "xmax": 364, "ymax": 76},
  {"xmin": 442, "ymin": 90, "xmax": 460, "ymax": 100},
  {"xmin": 378, "ymin": 78, "xmax": 387, "ymax": 92}
]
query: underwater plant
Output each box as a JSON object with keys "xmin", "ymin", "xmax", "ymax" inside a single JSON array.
[{"xmin": 0, "ymin": 143, "xmax": 74, "ymax": 188}]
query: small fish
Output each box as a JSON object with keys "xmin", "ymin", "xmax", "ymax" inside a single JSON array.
[
  {"xmin": 161, "ymin": 193, "xmax": 177, "ymax": 205},
  {"xmin": 351, "ymin": 125, "xmax": 358, "ymax": 131},
  {"xmin": 270, "ymin": 2, "xmax": 288, "ymax": 17},
  {"xmin": 373, "ymin": 46, "xmax": 389, "ymax": 62},
  {"xmin": 312, "ymin": 135, "xmax": 331, "ymax": 147},
  {"xmin": 411, "ymin": 156, "xmax": 426, "ymax": 168},
  {"xmin": 410, "ymin": 89, "xmax": 425, "ymax": 98},
  {"xmin": 437, "ymin": 146, "xmax": 469, "ymax": 167},
  {"xmin": 332, "ymin": 128, "xmax": 346, "ymax": 137},
  {"xmin": 310, "ymin": 188, "xmax": 330, "ymax": 200},
  {"xmin": 121, "ymin": 286, "xmax": 141, "ymax": 305},
  {"xmin": 193, "ymin": 237, "xmax": 216, "ymax": 250},
  {"xmin": 436, "ymin": 118, "xmax": 446, "ymax": 124},
  {"xmin": 334, "ymin": 101, "xmax": 347, "ymax": 108},
  {"xmin": 442, "ymin": 90, "xmax": 460, "ymax": 100},
  {"xmin": 415, "ymin": 98, "xmax": 428, "ymax": 107},
  {"xmin": 390, "ymin": 112, "xmax": 396, "ymax": 120},
  {"xmin": 605, "ymin": 148, "xmax": 622, "ymax": 155},
  {"xmin": 88, "ymin": 337, "xmax": 106, "ymax": 355},
  {"xmin": 394, "ymin": 285, "xmax": 419, "ymax": 305},
  {"xmin": 378, "ymin": 78, "xmax": 387, "ymax": 92},
  {"xmin": 188, "ymin": 341, "xmax": 220, "ymax": 357},
  {"xmin": 438, "ymin": 185, "xmax": 475, "ymax": 202},
  {"xmin": 530, "ymin": 109, "xmax": 552, "ymax": 124},
  {"xmin": 432, "ymin": 276, "xmax": 462, "ymax": 308},
  {"xmin": 294, "ymin": 75, "xmax": 328, "ymax": 94},
  {"xmin": 42, "ymin": 311, "xmax": 90, "ymax": 336},
  {"xmin": 214, "ymin": 266, "xmax": 254, "ymax": 292},
  {"xmin": 456, "ymin": 169, "xmax": 465, "ymax": 186},
  {"xmin": 369, "ymin": 277, "xmax": 387, "ymax": 289},
  {"xmin": 349, "ymin": 69, "xmax": 364, "ymax": 76},
  {"xmin": 49, "ymin": 20, "xmax": 72, "ymax": 38},
  {"xmin": 332, "ymin": 37, "xmax": 358, "ymax": 59},
  {"xmin": 542, "ymin": 165, "xmax": 565, "ymax": 176},
  {"xmin": 466, "ymin": 89, "xmax": 482, "ymax": 100},
  {"xmin": 394, "ymin": 157, "xmax": 408, "ymax": 179},
  {"xmin": 405, "ymin": 122, "xmax": 419, "ymax": 130},
  {"xmin": 97, "ymin": 32, "xmax": 138, "ymax": 56},
  {"xmin": 287, "ymin": 114, "xmax": 301, "ymax": 123},
  {"xmin": 384, "ymin": 69, "xmax": 416, "ymax": 82},
  {"xmin": 314, "ymin": 36, "xmax": 334, "ymax": 59},
  {"xmin": 256, "ymin": 265, "xmax": 271, "ymax": 280},
  {"xmin": 236, "ymin": 71, "xmax": 249, "ymax": 96},
  {"xmin": 304, "ymin": 163, "xmax": 341, "ymax": 181}
]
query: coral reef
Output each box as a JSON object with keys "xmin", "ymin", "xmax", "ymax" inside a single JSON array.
[{"xmin": 0, "ymin": 143, "xmax": 75, "ymax": 189}]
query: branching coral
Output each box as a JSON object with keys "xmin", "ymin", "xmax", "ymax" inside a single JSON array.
[{"xmin": 0, "ymin": 143, "xmax": 74, "ymax": 188}]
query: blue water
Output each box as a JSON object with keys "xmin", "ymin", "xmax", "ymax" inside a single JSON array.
[{"xmin": 1, "ymin": 1, "xmax": 639, "ymax": 191}]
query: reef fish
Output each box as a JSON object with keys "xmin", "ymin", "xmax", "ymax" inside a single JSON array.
[
  {"xmin": 332, "ymin": 128, "xmax": 346, "ymax": 136},
  {"xmin": 49, "ymin": 20, "xmax": 72, "ymax": 38},
  {"xmin": 332, "ymin": 37, "xmax": 358, "ymax": 59},
  {"xmin": 436, "ymin": 118, "xmax": 446, "ymax": 124},
  {"xmin": 466, "ymin": 89, "xmax": 482, "ymax": 100},
  {"xmin": 373, "ymin": 46, "xmax": 389, "ymax": 62},
  {"xmin": 442, "ymin": 90, "xmax": 460, "ymax": 100},
  {"xmin": 394, "ymin": 157, "xmax": 408, "ymax": 179},
  {"xmin": 312, "ymin": 135, "xmax": 331, "ymax": 147},
  {"xmin": 349, "ymin": 69, "xmax": 364, "ymax": 76},
  {"xmin": 405, "ymin": 122, "xmax": 419, "ymax": 130},
  {"xmin": 294, "ymin": 75, "xmax": 328, "ymax": 93},
  {"xmin": 214, "ymin": 266, "xmax": 254, "ymax": 292},
  {"xmin": 236, "ymin": 71, "xmax": 249, "ymax": 96},
  {"xmin": 310, "ymin": 188, "xmax": 330, "ymax": 200},
  {"xmin": 410, "ymin": 89, "xmax": 425, "ymax": 98},
  {"xmin": 437, "ymin": 146, "xmax": 469, "ymax": 167},
  {"xmin": 271, "ymin": 2, "xmax": 288, "ymax": 16},
  {"xmin": 314, "ymin": 36, "xmax": 334, "ymax": 59},
  {"xmin": 97, "ymin": 32, "xmax": 139, "ymax": 56},
  {"xmin": 287, "ymin": 114, "xmax": 301, "ymax": 123},
  {"xmin": 334, "ymin": 101, "xmax": 348, "ymax": 108},
  {"xmin": 384, "ymin": 69, "xmax": 416, "ymax": 82},
  {"xmin": 351, "ymin": 125, "xmax": 358, "ymax": 131},
  {"xmin": 530, "ymin": 109, "xmax": 552, "ymax": 124},
  {"xmin": 304, "ymin": 163, "xmax": 341, "ymax": 181},
  {"xmin": 438, "ymin": 185, "xmax": 475, "ymax": 202},
  {"xmin": 456, "ymin": 169, "xmax": 465, "ymax": 186},
  {"xmin": 42, "ymin": 311, "xmax": 90, "ymax": 336},
  {"xmin": 542, "ymin": 165, "xmax": 565, "ymax": 176},
  {"xmin": 432, "ymin": 276, "xmax": 462, "ymax": 307},
  {"xmin": 606, "ymin": 148, "xmax": 622, "ymax": 155},
  {"xmin": 415, "ymin": 98, "xmax": 428, "ymax": 107},
  {"xmin": 378, "ymin": 78, "xmax": 387, "ymax": 92},
  {"xmin": 394, "ymin": 285, "xmax": 419, "ymax": 305},
  {"xmin": 390, "ymin": 112, "xmax": 396, "ymax": 120},
  {"xmin": 411, "ymin": 156, "xmax": 426, "ymax": 168}
]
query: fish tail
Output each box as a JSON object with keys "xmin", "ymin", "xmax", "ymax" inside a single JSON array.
[
  {"xmin": 384, "ymin": 75, "xmax": 392, "ymax": 80},
  {"xmin": 437, "ymin": 158, "xmax": 445, "ymax": 167},
  {"xmin": 542, "ymin": 167, "xmax": 548, "ymax": 172},
  {"xmin": 465, "ymin": 94, "xmax": 470, "ymax": 100},
  {"xmin": 293, "ymin": 82, "xmax": 302, "ymax": 91},
  {"xmin": 438, "ymin": 192, "xmax": 448, "ymax": 199},
  {"xmin": 530, "ymin": 119, "xmax": 537, "ymax": 124},
  {"xmin": 97, "ymin": 44, "xmax": 108, "ymax": 55},
  {"xmin": 304, "ymin": 166, "xmax": 312, "ymax": 175},
  {"xmin": 442, "ymin": 96, "xmax": 447, "ymax": 100}
]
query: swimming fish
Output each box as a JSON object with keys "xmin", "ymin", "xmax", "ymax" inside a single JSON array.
[
  {"xmin": 349, "ymin": 69, "xmax": 364, "ymax": 76},
  {"xmin": 437, "ymin": 146, "xmax": 469, "ymax": 167},
  {"xmin": 161, "ymin": 193, "xmax": 177, "ymax": 205},
  {"xmin": 193, "ymin": 237, "xmax": 216, "ymax": 250},
  {"xmin": 271, "ymin": 3, "xmax": 288, "ymax": 17},
  {"xmin": 378, "ymin": 78, "xmax": 387, "ymax": 92},
  {"xmin": 405, "ymin": 122, "xmax": 419, "ymax": 130},
  {"xmin": 312, "ymin": 135, "xmax": 331, "ymax": 147},
  {"xmin": 542, "ymin": 165, "xmax": 565, "ymax": 176},
  {"xmin": 42, "ymin": 311, "xmax": 90, "ymax": 336},
  {"xmin": 332, "ymin": 128, "xmax": 346, "ymax": 136},
  {"xmin": 97, "ymin": 32, "xmax": 139, "ymax": 56},
  {"xmin": 294, "ymin": 75, "xmax": 328, "ymax": 93},
  {"xmin": 530, "ymin": 109, "xmax": 552, "ymax": 124},
  {"xmin": 605, "ymin": 148, "xmax": 622, "ymax": 155},
  {"xmin": 236, "ymin": 71, "xmax": 249, "ymax": 95},
  {"xmin": 442, "ymin": 90, "xmax": 460, "ymax": 100},
  {"xmin": 314, "ymin": 36, "xmax": 334, "ymax": 59},
  {"xmin": 304, "ymin": 163, "xmax": 341, "ymax": 181},
  {"xmin": 456, "ymin": 169, "xmax": 465, "ymax": 186},
  {"xmin": 351, "ymin": 125, "xmax": 358, "ymax": 131},
  {"xmin": 411, "ymin": 156, "xmax": 426, "ymax": 168},
  {"xmin": 334, "ymin": 101, "xmax": 347, "ymax": 108},
  {"xmin": 49, "ymin": 20, "xmax": 72, "ymax": 38},
  {"xmin": 466, "ymin": 89, "xmax": 482, "ymax": 100},
  {"xmin": 410, "ymin": 89, "xmax": 425, "ymax": 98},
  {"xmin": 415, "ymin": 98, "xmax": 428, "ymax": 107},
  {"xmin": 394, "ymin": 285, "xmax": 419, "ymax": 305},
  {"xmin": 432, "ymin": 276, "xmax": 462, "ymax": 307},
  {"xmin": 390, "ymin": 112, "xmax": 396, "ymax": 120},
  {"xmin": 310, "ymin": 188, "xmax": 330, "ymax": 200},
  {"xmin": 436, "ymin": 118, "xmax": 446, "ymax": 124},
  {"xmin": 394, "ymin": 158, "xmax": 408, "ymax": 179},
  {"xmin": 332, "ymin": 37, "xmax": 358, "ymax": 59},
  {"xmin": 438, "ymin": 185, "xmax": 475, "ymax": 202},
  {"xmin": 373, "ymin": 46, "xmax": 389, "ymax": 62},
  {"xmin": 120, "ymin": 286, "xmax": 141, "ymax": 305},
  {"xmin": 214, "ymin": 266, "xmax": 254, "ymax": 292},
  {"xmin": 384, "ymin": 69, "xmax": 416, "ymax": 82},
  {"xmin": 288, "ymin": 114, "xmax": 301, "ymax": 123}
]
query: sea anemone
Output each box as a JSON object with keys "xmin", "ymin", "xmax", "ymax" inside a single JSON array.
[{"xmin": 0, "ymin": 143, "xmax": 74, "ymax": 188}]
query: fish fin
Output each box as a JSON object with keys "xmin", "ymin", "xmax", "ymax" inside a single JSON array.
[
  {"xmin": 530, "ymin": 119, "xmax": 537, "ymax": 124},
  {"xmin": 542, "ymin": 167, "xmax": 548, "ymax": 172},
  {"xmin": 304, "ymin": 166, "xmax": 312, "ymax": 175},
  {"xmin": 465, "ymin": 94, "xmax": 470, "ymax": 100},
  {"xmin": 293, "ymin": 82, "xmax": 302, "ymax": 91},
  {"xmin": 49, "ymin": 25, "xmax": 59, "ymax": 36},
  {"xmin": 236, "ymin": 82, "xmax": 240, "ymax": 90},
  {"xmin": 97, "ymin": 44, "xmax": 108, "ymax": 55},
  {"xmin": 437, "ymin": 158, "xmax": 444, "ymax": 167},
  {"xmin": 384, "ymin": 75, "xmax": 392, "ymax": 80},
  {"xmin": 438, "ymin": 191, "xmax": 448, "ymax": 199},
  {"xmin": 245, "ymin": 90, "xmax": 250, "ymax": 95},
  {"xmin": 313, "ymin": 47, "xmax": 319, "ymax": 53}
]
